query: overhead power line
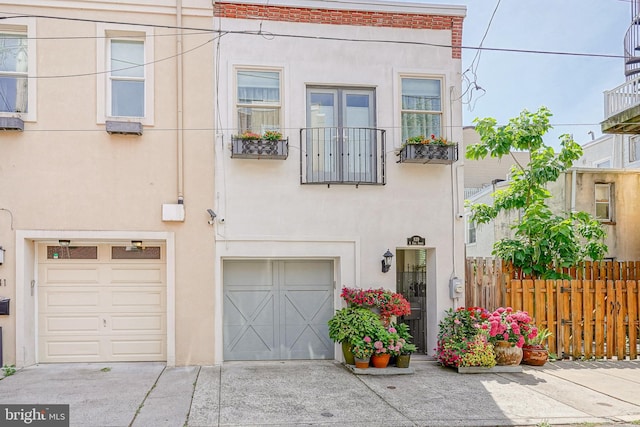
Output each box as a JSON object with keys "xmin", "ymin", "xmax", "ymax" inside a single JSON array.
[{"xmin": 0, "ymin": 12, "xmax": 626, "ymax": 61}]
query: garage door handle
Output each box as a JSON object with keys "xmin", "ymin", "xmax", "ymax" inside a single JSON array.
[{"xmin": 103, "ymin": 319, "xmax": 106, "ymax": 327}]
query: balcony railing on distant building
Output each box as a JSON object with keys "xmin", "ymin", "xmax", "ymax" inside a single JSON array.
[
  {"xmin": 300, "ymin": 127, "xmax": 386, "ymax": 185},
  {"xmin": 604, "ymin": 76, "xmax": 640, "ymax": 120}
]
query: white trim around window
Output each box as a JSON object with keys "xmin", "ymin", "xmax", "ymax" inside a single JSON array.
[
  {"xmin": 234, "ymin": 66, "xmax": 283, "ymax": 135},
  {"xmin": 398, "ymin": 74, "xmax": 445, "ymax": 145},
  {"xmin": 0, "ymin": 17, "xmax": 37, "ymax": 122},
  {"xmin": 96, "ymin": 23, "xmax": 154, "ymax": 125}
]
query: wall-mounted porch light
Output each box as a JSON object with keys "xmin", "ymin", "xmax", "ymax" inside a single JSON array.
[
  {"xmin": 131, "ymin": 240, "xmax": 143, "ymax": 250},
  {"xmin": 381, "ymin": 249, "xmax": 394, "ymax": 273},
  {"xmin": 58, "ymin": 240, "xmax": 70, "ymax": 248}
]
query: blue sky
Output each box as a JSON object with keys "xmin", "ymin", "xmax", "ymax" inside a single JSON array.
[{"xmin": 401, "ymin": 0, "xmax": 630, "ymax": 147}]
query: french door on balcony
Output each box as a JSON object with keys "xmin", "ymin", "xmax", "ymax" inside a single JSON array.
[{"xmin": 305, "ymin": 87, "xmax": 377, "ymax": 184}]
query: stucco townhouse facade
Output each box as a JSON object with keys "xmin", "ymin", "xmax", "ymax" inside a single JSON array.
[{"xmin": 0, "ymin": 0, "xmax": 466, "ymax": 367}]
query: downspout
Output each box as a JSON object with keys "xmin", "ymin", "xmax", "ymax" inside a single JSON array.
[
  {"xmin": 571, "ymin": 169, "xmax": 577, "ymax": 213},
  {"xmin": 176, "ymin": 0, "xmax": 185, "ymax": 205}
]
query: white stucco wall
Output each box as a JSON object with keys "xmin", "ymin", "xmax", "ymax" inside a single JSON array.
[{"xmin": 213, "ymin": 8, "xmax": 465, "ymax": 359}]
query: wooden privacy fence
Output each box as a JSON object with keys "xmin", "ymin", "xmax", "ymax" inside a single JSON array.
[
  {"xmin": 507, "ymin": 279, "xmax": 640, "ymax": 360},
  {"xmin": 465, "ymin": 258, "xmax": 640, "ymax": 359}
]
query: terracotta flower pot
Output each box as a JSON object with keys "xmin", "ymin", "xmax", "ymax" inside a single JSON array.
[
  {"xmin": 493, "ymin": 341, "xmax": 523, "ymax": 366},
  {"xmin": 371, "ymin": 353, "xmax": 391, "ymax": 368},
  {"xmin": 522, "ymin": 345, "xmax": 548, "ymax": 366},
  {"xmin": 354, "ymin": 357, "xmax": 370, "ymax": 369}
]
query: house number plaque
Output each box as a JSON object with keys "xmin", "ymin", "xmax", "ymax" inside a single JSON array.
[{"xmin": 407, "ymin": 235, "xmax": 425, "ymax": 246}]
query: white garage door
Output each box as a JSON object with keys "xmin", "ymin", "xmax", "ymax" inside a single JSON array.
[
  {"xmin": 223, "ymin": 260, "xmax": 334, "ymax": 361},
  {"xmin": 38, "ymin": 243, "xmax": 166, "ymax": 363}
]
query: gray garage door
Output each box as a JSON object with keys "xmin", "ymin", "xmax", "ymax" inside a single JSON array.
[{"xmin": 223, "ymin": 260, "xmax": 334, "ymax": 360}]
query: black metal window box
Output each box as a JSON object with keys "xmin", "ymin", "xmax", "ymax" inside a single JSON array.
[
  {"xmin": 398, "ymin": 144, "xmax": 458, "ymax": 164},
  {"xmin": 231, "ymin": 137, "xmax": 288, "ymax": 159}
]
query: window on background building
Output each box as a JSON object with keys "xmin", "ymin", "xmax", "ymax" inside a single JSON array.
[
  {"xmin": 594, "ymin": 159, "xmax": 611, "ymax": 168},
  {"xmin": 236, "ymin": 69, "xmax": 281, "ymax": 134},
  {"xmin": 630, "ymin": 136, "xmax": 640, "ymax": 163},
  {"xmin": 400, "ymin": 77, "xmax": 442, "ymax": 142},
  {"xmin": 109, "ymin": 39, "xmax": 145, "ymax": 117},
  {"xmin": 595, "ymin": 183, "xmax": 613, "ymax": 222},
  {"xmin": 467, "ymin": 218, "xmax": 477, "ymax": 244}
]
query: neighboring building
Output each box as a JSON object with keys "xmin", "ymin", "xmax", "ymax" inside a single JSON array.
[
  {"xmin": 463, "ymin": 126, "xmax": 529, "ymax": 257},
  {"xmin": 602, "ymin": 0, "xmax": 640, "ymax": 134},
  {"xmin": 547, "ymin": 169, "xmax": 640, "ymax": 260},
  {"xmin": 0, "ymin": 0, "xmax": 467, "ymax": 367},
  {"xmin": 463, "ymin": 126, "xmax": 530, "ymax": 198},
  {"xmin": 577, "ymin": 133, "xmax": 640, "ymax": 169},
  {"xmin": 466, "ymin": 167, "xmax": 640, "ymax": 261}
]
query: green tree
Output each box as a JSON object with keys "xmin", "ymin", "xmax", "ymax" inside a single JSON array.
[{"xmin": 466, "ymin": 107, "xmax": 607, "ymax": 279}]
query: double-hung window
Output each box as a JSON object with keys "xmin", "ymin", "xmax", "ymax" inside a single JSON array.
[
  {"xmin": 401, "ymin": 77, "xmax": 442, "ymax": 142},
  {"xmin": 109, "ymin": 39, "xmax": 145, "ymax": 117},
  {"xmin": 236, "ymin": 69, "xmax": 281, "ymax": 134},
  {"xmin": 0, "ymin": 19, "xmax": 35, "ymax": 121},
  {"xmin": 0, "ymin": 33, "xmax": 27, "ymax": 113},
  {"xmin": 97, "ymin": 25, "xmax": 153, "ymax": 124},
  {"xmin": 595, "ymin": 183, "xmax": 613, "ymax": 222},
  {"xmin": 467, "ymin": 218, "xmax": 477, "ymax": 244}
]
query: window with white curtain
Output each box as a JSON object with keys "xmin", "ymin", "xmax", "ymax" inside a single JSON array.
[
  {"xmin": 109, "ymin": 39, "xmax": 145, "ymax": 117},
  {"xmin": 236, "ymin": 69, "xmax": 281, "ymax": 134},
  {"xmin": 401, "ymin": 77, "xmax": 442, "ymax": 142},
  {"xmin": 0, "ymin": 32, "xmax": 28, "ymax": 113}
]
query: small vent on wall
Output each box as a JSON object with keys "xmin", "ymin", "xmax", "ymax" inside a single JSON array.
[
  {"xmin": 106, "ymin": 120, "xmax": 143, "ymax": 136},
  {"xmin": 0, "ymin": 117, "xmax": 24, "ymax": 131}
]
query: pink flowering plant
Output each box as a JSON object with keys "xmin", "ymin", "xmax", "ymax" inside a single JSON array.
[
  {"xmin": 486, "ymin": 307, "xmax": 537, "ymax": 348},
  {"xmin": 340, "ymin": 287, "xmax": 411, "ymax": 325},
  {"xmin": 372, "ymin": 326, "xmax": 405, "ymax": 357},
  {"xmin": 435, "ymin": 306, "xmax": 491, "ymax": 368}
]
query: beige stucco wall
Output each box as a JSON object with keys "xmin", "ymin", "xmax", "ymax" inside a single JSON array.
[
  {"xmin": 550, "ymin": 170, "xmax": 640, "ymax": 261},
  {"xmin": 213, "ymin": 8, "xmax": 466, "ymax": 359},
  {"xmin": 0, "ymin": 0, "xmax": 216, "ymax": 366}
]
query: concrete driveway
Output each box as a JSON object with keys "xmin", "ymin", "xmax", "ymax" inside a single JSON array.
[{"xmin": 1, "ymin": 357, "xmax": 640, "ymax": 426}]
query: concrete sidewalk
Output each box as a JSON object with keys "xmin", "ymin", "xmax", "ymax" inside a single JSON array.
[{"xmin": 1, "ymin": 358, "xmax": 640, "ymax": 426}]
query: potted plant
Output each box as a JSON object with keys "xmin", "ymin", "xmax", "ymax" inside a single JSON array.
[
  {"xmin": 340, "ymin": 287, "xmax": 411, "ymax": 326},
  {"xmin": 522, "ymin": 327, "xmax": 552, "ymax": 366},
  {"xmin": 435, "ymin": 306, "xmax": 490, "ymax": 368},
  {"xmin": 351, "ymin": 336, "xmax": 374, "ymax": 369},
  {"xmin": 327, "ymin": 306, "xmax": 384, "ymax": 365},
  {"xmin": 371, "ymin": 325, "xmax": 404, "ymax": 368},
  {"xmin": 485, "ymin": 307, "xmax": 534, "ymax": 366},
  {"xmin": 231, "ymin": 130, "xmax": 288, "ymax": 159},
  {"xmin": 394, "ymin": 323, "xmax": 416, "ymax": 368},
  {"xmin": 458, "ymin": 333, "xmax": 496, "ymax": 368},
  {"xmin": 397, "ymin": 134, "xmax": 458, "ymax": 164}
]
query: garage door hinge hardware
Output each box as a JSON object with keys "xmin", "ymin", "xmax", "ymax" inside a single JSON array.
[{"xmin": 30, "ymin": 280, "xmax": 35, "ymax": 296}]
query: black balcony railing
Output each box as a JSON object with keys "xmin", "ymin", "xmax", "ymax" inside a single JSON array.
[{"xmin": 300, "ymin": 127, "xmax": 386, "ymax": 185}]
